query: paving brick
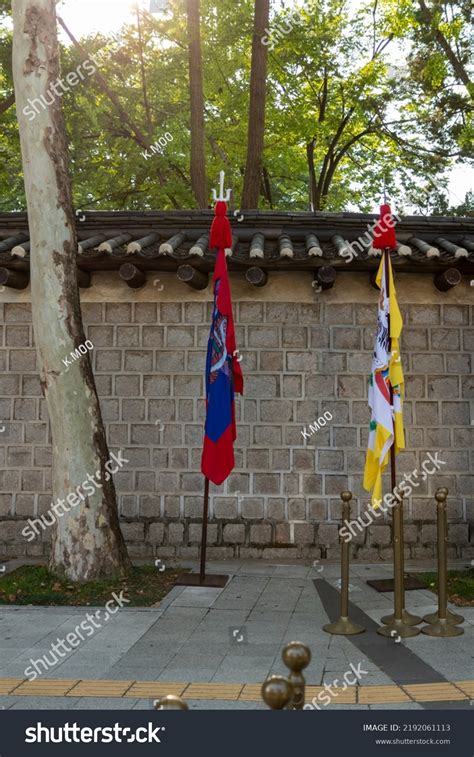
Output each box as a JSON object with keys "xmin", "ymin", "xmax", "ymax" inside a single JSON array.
[
  {"xmin": 116, "ymin": 326, "xmax": 140, "ymax": 347},
  {"xmin": 4, "ymin": 304, "xmax": 31, "ymax": 323},
  {"xmin": 81, "ymin": 303, "xmax": 103, "ymax": 322},
  {"xmin": 317, "ymin": 524, "xmax": 340, "ymax": 546},
  {"xmin": 105, "ymin": 303, "xmax": 132, "ymax": 322},
  {"xmin": 442, "ymin": 305, "xmax": 469, "ymax": 326},
  {"xmin": 124, "ymin": 351, "xmax": 153, "ymax": 372},
  {"xmin": 265, "ymin": 303, "xmax": 300, "ymax": 323},
  {"xmin": 148, "ymin": 522, "xmax": 165, "ymax": 544},
  {"xmin": 250, "ymin": 523, "xmax": 272, "ymax": 544},
  {"xmin": 141, "ymin": 326, "xmax": 164, "ymax": 348},
  {"xmin": 132, "ymin": 302, "xmax": 157, "ymax": 323},
  {"xmin": 333, "ymin": 327, "xmax": 361, "ymax": 350},
  {"xmin": 223, "ymin": 524, "xmax": 245, "ymax": 543},
  {"xmin": 241, "ymin": 499, "xmax": 264, "ymax": 519},
  {"xmin": 165, "ymin": 326, "xmax": 194, "ymax": 347},
  {"xmin": 248, "ymin": 326, "xmax": 279, "ymax": 347},
  {"xmin": 168, "ymin": 523, "xmax": 184, "ymax": 544},
  {"xmin": 88, "ymin": 325, "xmax": 114, "ymax": 347},
  {"xmin": 408, "ymin": 305, "xmax": 440, "ymax": 324}
]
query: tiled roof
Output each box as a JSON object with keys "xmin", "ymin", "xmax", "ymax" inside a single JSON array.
[{"xmin": 0, "ymin": 210, "xmax": 473, "ymax": 275}]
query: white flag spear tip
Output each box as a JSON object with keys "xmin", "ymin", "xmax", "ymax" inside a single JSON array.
[{"xmin": 211, "ymin": 170, "xmax": 232, "ymax": 203}]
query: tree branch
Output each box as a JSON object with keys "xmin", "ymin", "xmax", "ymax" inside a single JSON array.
[
  {"xmin": 0, "ymin": 92, "xmax": 15, "ymax": 116},
  {"xmin": 417, "ymin": 0, "xmax": 472, "ymax": 93}
]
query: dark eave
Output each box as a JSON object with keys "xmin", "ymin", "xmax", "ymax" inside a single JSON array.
[{"xmin": 0, "ymin": 211, "xmax": 472, "ymax": 285}]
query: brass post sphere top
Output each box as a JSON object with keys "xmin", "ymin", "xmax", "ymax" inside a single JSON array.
[
  {"xmin": 154, "ymin": 695, "xmax": 189, "ymax": 710},
  {"xmin": 435, "ymin": 488, "xmax": 448, "ymax": 502},
  {"xmin": 261, "ymin": 676, "xmax": 294, "ymax": 710},
  {"xmin": 282, "ymin": 641, "xmax": 312, "ymax": 672},
  {"xmin": 340, "ymin": 491, "xmax": 352, "ymax": 502}
]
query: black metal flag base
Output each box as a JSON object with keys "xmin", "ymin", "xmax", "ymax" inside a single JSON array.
[
  {"xmin": 173, "ymin": 476, "xmax": 229, "ymax": 590},
  {"xmin": 175, "ymin": 573, "xmax": 229, "ymax": 588}
]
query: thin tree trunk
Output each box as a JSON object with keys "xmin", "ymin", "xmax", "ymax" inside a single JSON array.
[
  {"xmin": 186, "ymin": 0, "xmax": 207, "ymax": 208},
  {"xmin": 417, "ymin": 0, "xmax": 472, "ymax": 93},
  {"xmin": 12, "ymin": 0, "xmax": 131, "ymax": 581},
  {"xmin": 241, "ymin": 0, "xmax": 270, "ymax": 209},
  {"xmin": 306, "ymin": 138, "xmax": 318, "ymax": 210}
]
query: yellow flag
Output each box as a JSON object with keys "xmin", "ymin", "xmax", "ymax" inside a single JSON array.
[{"xmin": 363, "ymin": 253, "xmax": 405, "ymax": 506}]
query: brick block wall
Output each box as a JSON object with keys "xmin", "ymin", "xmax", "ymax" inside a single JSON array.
[{"xmin": 0, "ymin": 281, "xmax": 472, "ymax": 562}]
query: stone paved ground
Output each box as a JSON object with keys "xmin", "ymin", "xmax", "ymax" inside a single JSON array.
[{"xmin": 0, "ymin": 559, "xmax": 473, "ymax": 710}]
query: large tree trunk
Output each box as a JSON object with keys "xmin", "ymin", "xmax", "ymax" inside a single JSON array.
[
  {"xmin": 12, "ymin": 0, "xmax": 131, "ymax": 581},
  {"xmin": 186, "ymin": 0, "xmax": 207, "ymax": 208},
  {"xmin": 241, "ymin": 0, "xmax": 270, "ymax": 209}
]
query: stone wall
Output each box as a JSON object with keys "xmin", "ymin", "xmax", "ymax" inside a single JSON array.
[{"xmin": 0, "ymin": 272, "xmax": 472, "ymax": 562}]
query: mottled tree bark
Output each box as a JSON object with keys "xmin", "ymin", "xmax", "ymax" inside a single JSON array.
[
  {"xmin": 241, "ymin": 0, "xmax": 270, "ymax": 209},
  {"xmin": 186, "ymin": 0, "xmax": 207, "ymax": 208},
  {"xmin": 12, "ymin": 0, "xmax": 131, "ymax": 581}
]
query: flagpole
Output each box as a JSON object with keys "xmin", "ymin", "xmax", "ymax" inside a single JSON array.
[
  {"xmin": 383, "ymin": 248, "xmax": 421, "ymax": 626},
  {"xmin": 377, "ymin": 250, "xmax": 420, "ymax": 638},
  {"xmin": 199, "ymin": 477, "xmax": 210, "ymax": 583},
  {"xmin": 176, "ymin": 172, "xmax": 238, "ymax": 591},
  {"xmin": 176, "ymin": 473, "xmax": 228, "ymax": 587}
]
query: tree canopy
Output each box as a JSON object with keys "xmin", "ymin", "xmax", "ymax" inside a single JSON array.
[{"xmin": 0, "ymin": 0, "xmax": 472, "ymax": 213}]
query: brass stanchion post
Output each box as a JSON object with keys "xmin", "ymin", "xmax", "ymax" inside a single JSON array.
[
  {"xmin": 423, "ymin": 488, "xmax": 464, "ymax": 627},
  {"xmin": 154, "ymin": 695, "xmax": 189, "ymax": 710},
  {"xmin": 282, "ymin": 641, "xmax": 311, "ymax": 709},
  {"xmin": 261, "ymin": 676, "xmax": 294, "ymax": 710},
  {"xmin": 381, "ymin": 504, "xmax": 422, "ymax": 627},
  {"xmin": 421, "ymin": 489, "xmax": 464, "ymax": 637},
  {"xmin": 377, "ymin": 495, "xmax": 420, "ymax": 638},
  {"xmin": 323, "ymin": 491, "xmax": 365, "ymax": 635}
]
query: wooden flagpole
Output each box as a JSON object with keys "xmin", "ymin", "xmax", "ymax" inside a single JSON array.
[
  {"xmin": 175, "ymin": 172, "xmax": 233, "ymax": 590},
  {"xmin": 377, "ymin": 249, "xmax": 420, "ymax": 637},
  {"xmin": 199, "ymin": 476, "xmax": 210, "ymax": 582}
]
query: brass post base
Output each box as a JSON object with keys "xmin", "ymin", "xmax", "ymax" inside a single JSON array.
[
  {"xmin": 323, "ymin": 616, "xmax": 365, "ymax": 636},
  {"xmin": 421, "ymin": 619, "xmax": 464, "ymax": 637},
  {"xmin": 376, "ymin": 619, "xmax": 421, "ymax": 638},
  {"xmin": 423, "ymin": 609, "xmax": 464, "ymax": 626},
  {"xmin": 381, "ymin": 609, "xmax": 422, "ymax": 626}
]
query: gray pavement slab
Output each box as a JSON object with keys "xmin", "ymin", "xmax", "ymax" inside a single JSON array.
[{"xmin": 0, "ymin": 558, "xmax": 472, "ymax": 711}]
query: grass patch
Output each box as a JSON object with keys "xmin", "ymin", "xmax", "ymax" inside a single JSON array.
[
  {"xmin": 417, "ymin": 567, "xmax": 474, "ymax": 607},
  {"xmin": 0, "ymin": 564, "xmax": 187, "ymax": 607}
]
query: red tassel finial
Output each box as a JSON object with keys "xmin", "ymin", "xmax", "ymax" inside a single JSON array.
[
  {"xmin": 372, "ymin": 203, "xmax": 397, "ymax": 250},
  {"xmin": 210, "ymin": 200, "xmax": 232, "ymax": 250}
]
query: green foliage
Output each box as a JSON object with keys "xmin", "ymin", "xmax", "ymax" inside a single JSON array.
[
  {"xmin": 0, "ymin": 564, "xmax": 188, "ymax": 606},
  {"xmin": 0, "ymin": 0, "xmax": 471, "ymax": 212},
  {"xmin": 419, "ymin": 568, "xmax": 474, "ymax": 606}
]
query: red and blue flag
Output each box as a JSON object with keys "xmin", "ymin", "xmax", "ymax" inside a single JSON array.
[{"xmin": 201, "ymin": 201, "xmax": 243, "ymax": 485}]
